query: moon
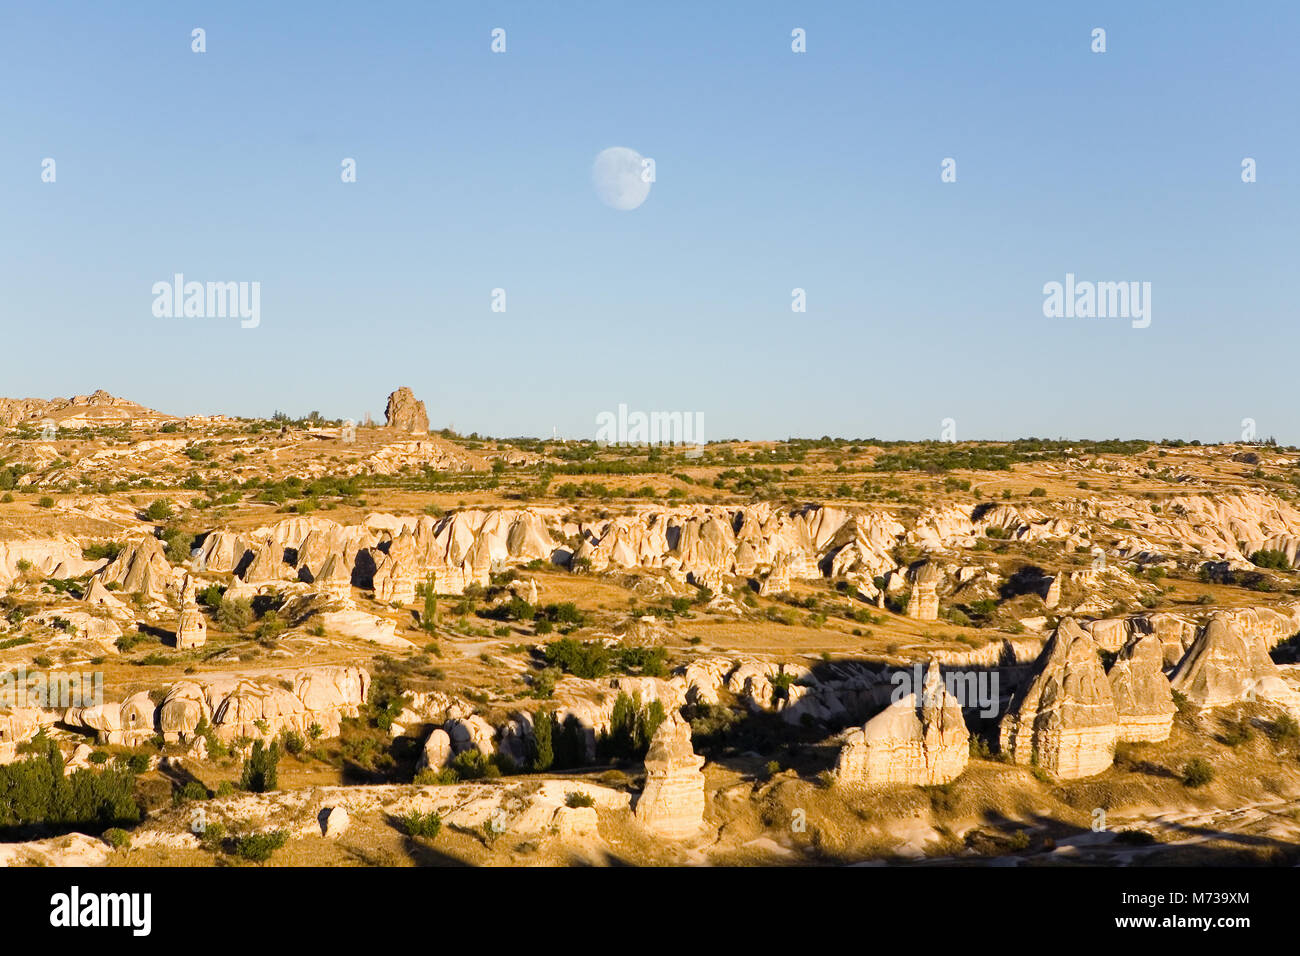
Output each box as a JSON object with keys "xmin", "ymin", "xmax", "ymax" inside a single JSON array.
[{"xmin": 592, "ymin": 146, "xmax": 651, "ymax": 210}]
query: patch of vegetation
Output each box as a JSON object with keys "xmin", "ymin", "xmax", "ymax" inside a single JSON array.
[
  {"xmin": 400, "ymin": 810, "xmax": 442, "ymax": 839},
  {"xmin": 1181, "ymin": 757, "xmax": 1214, "ymax": 788},
  {"xmin": 0, "ymin": 739, "xmax": 140, "ymax": 837},
  {"xmin": 239, "ymin": 740, "xmax": 281, "ymax": 793}
]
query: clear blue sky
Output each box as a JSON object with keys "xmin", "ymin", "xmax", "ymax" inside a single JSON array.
[{"xmin": 2, "ymin": 1, "xmax": 1296, "ymax": 443}]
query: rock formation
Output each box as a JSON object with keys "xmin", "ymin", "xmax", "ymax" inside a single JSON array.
[
  {"xmin": 634, "ymin": 716, "xmax": 705, "ymax": 839},
  {"xmin": 0, "ymin": 709, "xmax": 42, "ymax": 764},
  {"xmin": 322, "ymin": 806, "xmax": 350, "ymax": 839},
  {"xmin": 313, "ymin": 552, "xmax": 353, "ymax": 599},
  {"xmin": 417, "ymin": 728, "xmax": 453, "ymax": 770},
  {"xmin": 1107, "ymin": 633, "xmax": 1175, "ymax": 743},
  {"xmin": 195, "ymin": 531, "xmax": 250, "ymax": 573},
  {"xmin": 906, "ymin": 562, "xmax": 942, "ymax": 621},
  {"xmin": 384, "ymin": 386, "xmax": 429, "ymax": 434},
  {"xmin": 999, "ymin": 618, "xmax": 1119, "ymax": 778},
  {"xmin": 240, "ymin": 538, "xmax": 290, "ymax": 585},
  {"xmin": 1170, "ymin": 613, "xmax": 1300, "ymax": 713},
  {"xmin": 835, "ymin": 663, "xmax": 969, "ymax": 786},
  {"xmin": 371, "ymin": 552, "xmax": 416, "ymax": 604},
  {"xmin": 68, "ymin": 666, "xmax": 369, "ymax": 745},
  {"xmin": 1044, "ymin": 575, "xmax": 1061, "ymax": 609},
  {"xmin": 174, "ymin": 573, "xmax": 207, "ymax": 649},
  {"xmin": 95, "ymin": 536, "xmax": 172, "ymax": 598},
  {"xmin": 757, "ymin": 552, "xmax": 793, "ymax": 596},
  {"xmin": 65, "ymin": 691, "xmax": 157, "ymax": 746}
]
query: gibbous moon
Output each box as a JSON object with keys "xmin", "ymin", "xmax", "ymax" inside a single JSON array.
[{"xmin": 592, "ymin": 146, "xmax": 651, "ymax": 210}]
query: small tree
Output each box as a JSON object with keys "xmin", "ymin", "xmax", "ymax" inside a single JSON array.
[
  {"xmin": 422, "ymin": 572, "xmax": 437, "ymax": 633},
  {"xmin": 240, "ymin": 740, "xmax": 280, "ymax": 793},
  {"xmin": 531, "ymin": 711, "xmax": 554, "ymax": 772},
  {"xmin": 145, "ymin": 499, "xmax": 174, "ymax": 522},
  {"xmin": 1181, "ymin": 757, "xmax": 1214, "ymax": 788}
]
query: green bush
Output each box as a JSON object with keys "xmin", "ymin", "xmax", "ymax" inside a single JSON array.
[
  {"xmin": 531, "ymin": 710, "xmax": 554, "ymax": 771},
  {"xmin": 400, "ymin": 810, "xmax": 442, "ymax": 839},
  {"xmin": 1249, "ymin": 548, "xmax": 1291, "ymax": 571},
  {"xmin": 0, "ymin": 739, "xmax": 139, "ymax": 834},
  {"xmin": 233, "ymin": 829, "xmax": 288, "ymax": 863},
  {"xmin": 543, "ymin": 637, "xmax": 609, "ymax": 678},
  {"xmin": 564, "ymin": 791, "xmax": 595, "ymax": 808},
  {"xmin": 159, "ymin": 526, "xmax": 192, "ymax": 563},
  {"xmin": 1270, "ymin": 713, "xmax": 1300, "ymax": 744},
  {"xmin": 449, "ymin": 749, "xmax": 501, "ymax": 780},
  {"xmin": 1181, "ymin": 758, "xmax": 1214, "ymax": 788},
  {"xmin": 177, "ymin": 780, "xmax": 209, "ymax": 803},
  {"xmin": 82, "ymin": 542, "xmax": 123, "ymax": 562},
  {"xmin": 216, "ymin": 595, "xmax": 254, "ymax": 630},
  {"xmin": 240, "ymin": 740, "xmax": 280, "ymax": 793},
  {"xmin": 598, "ymin": 692, "xmax": 665, "ymax": 761},
  {"xmin": 145, "ymin": 499, "xmax": 174, "ymax": 522}
]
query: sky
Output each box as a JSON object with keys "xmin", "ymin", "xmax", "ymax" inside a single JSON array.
[{"xmin": 1, "ymin": 1, "xmax": 1296, "ymax": 443}]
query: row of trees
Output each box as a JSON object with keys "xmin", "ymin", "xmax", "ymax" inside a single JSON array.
[{"xmin": 0, "ymin": 738, "xmax": 140, "ymax": 836}]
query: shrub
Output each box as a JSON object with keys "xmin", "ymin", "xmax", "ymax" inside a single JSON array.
[
  {"xmin": 216, "ymin": 595, "xmax": 254, "ymax": 630},
  {"xmin": 145, "ymin": 499, "xmax": 174, "ymax": 522},
  {"xmin": 449, "ymin": 749, "xmax": 501, "ymax": 780},
  {"xmin": 565, "ymin": 791, "xmax": 595, "ymax": 808},
  {"xmin": 615, "ymin": 645, "xmax": 668, "ymax": 677},
  {"xmin": 233, "ymin": 829, "xmax": 288, "ymax": 863},
  {"xmin": 1250, "ymin": 549, "xmax": 1291, "ymax": 571},
  {"xmin": 506, "ymin": 596, "xmax": 535, "ymax": 621},
  {"xmin": 400, "ymin": 810, "xmax": 442, "ymax": 839},
  {"xmin": 125, "ymin": 752, "xmax": 150, "ymax": 774},
  {"xmin": 1220, "ymin": 719, "xmax": 1253, "ymax": 747},
  {"xmin": 0, "ymin": 739, "xmax": 140, "ymax": 834},
  {"xmin": 543, "ymin": 637, "xmax": 609, "ymax": 678},
  {"xmin": 178, "ymin": 780, "xmax": 209, "ymax": 802},
  {"xmin": 198, "ymin": 821, "xmax": 226, "ymax": 852},
  {"xmin": 240, "ymin": 740, "xmax": 280, "ymax": 793},
  {"xmin": 420, "ymin": 573, "xmax": 438, "ymax": 633},
  {"xmin": 1270, "ymin": 713, "xmax": 1300, "ymax": 744},
  {"xmin": 599, "ymin": 692, "xmax": 665, "ymax": 761},
  {"xmin": 531, "ymin": 711, "xmax": 554, "ymax": 771},
  {"xmin": 82, "ymin": 542, "xmax": 122, "ymax": 562},
  {"xmin": 1181, "ymin": 758, "xmax": 1214, "ymax": 788},
  {"xmin": 281, "ymin": 731, "xmax": 305, "ymax": 757},
  {"xmin": 159, "ymin": 526, "xmax": 192, "ymax": 563},
  {"xmin": 254, "ymin": 612, "xmax": 285, "ymax": 642},
  {"xmin": 102, "ymin": 828, "xmax": 130, "ymax": 849},
  {"xmin": 38, "ymin": 496, "xmax": 55, "ymax": 509}
]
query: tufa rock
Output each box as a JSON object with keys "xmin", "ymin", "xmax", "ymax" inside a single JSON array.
[
  {"xmin": 906, "ymin": 562, "xmax": 942, "ymax": 621},
  {"xmin": 835, "ymin": 662, "xmax": 969, "ymax": 786},
  {"xmin": 384, "ymin": 387, "xmax": 429, "ymax": 434},
  {"xmin": 1107, "ymin": 633, "xmax": 1176, "ymax": 743},
  {"xmin": 1170, "ymin": 613, "xmax": 1300, "ymax": 714},
  {"xmin": 174, "ymin": 573, "xmax": 207, "ymax": 650},
  {"xmin": 999, "ymin": 618, "xmax": 1119, "ymax": 779},
  {"xmin": 634, "ymin": 715, "xmax": 705, "ymax": 839}
]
